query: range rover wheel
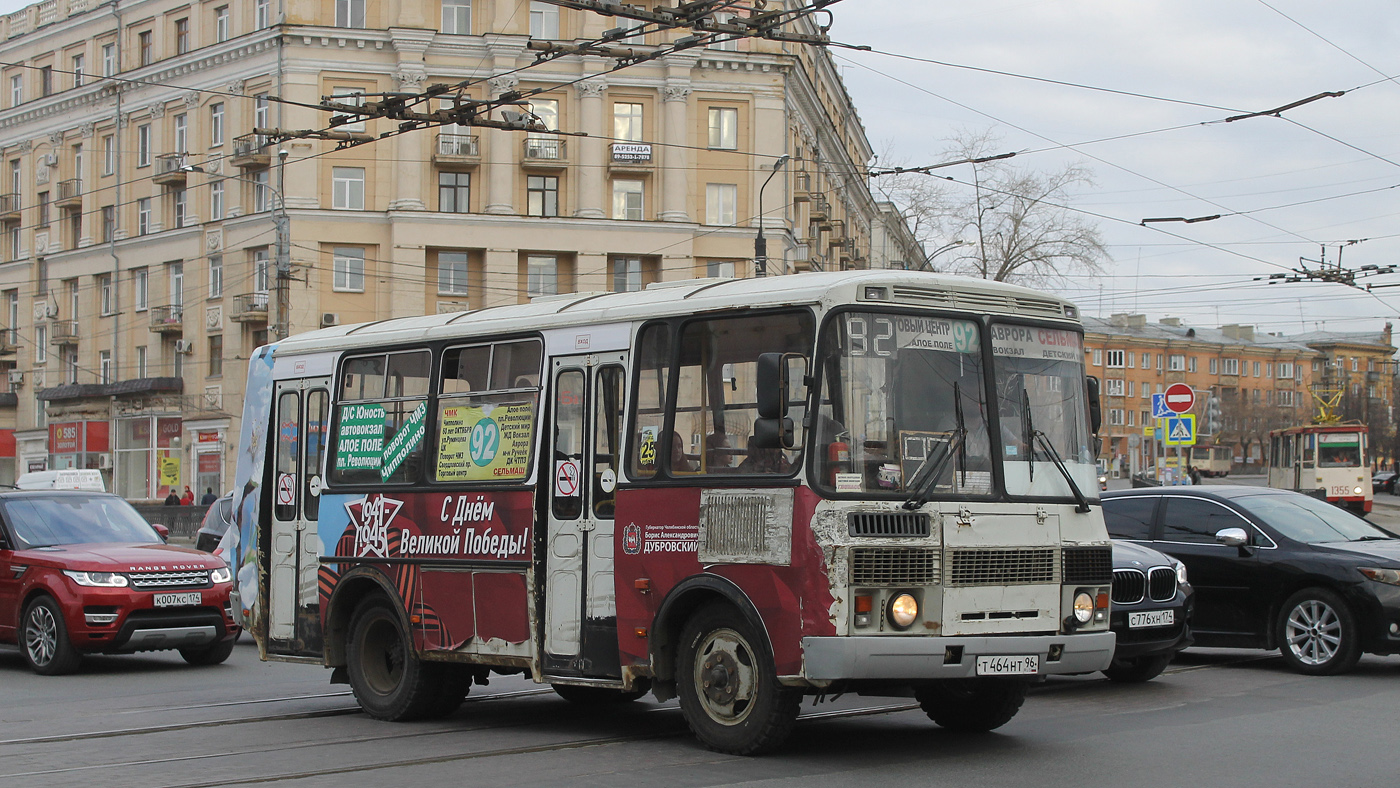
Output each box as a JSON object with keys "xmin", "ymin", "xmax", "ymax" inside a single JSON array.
[
  {"xmin": 180, "ymin": 637, "xmax": 235, "ymax": 666},
  {"xmin": 1102, "ymin": 653, "xmax": 1173, "ymax": 683},
  {"xmin": 346, "ymin": 596, "xmax": 441, "ymax": 720},
  {"xmin": 22, "ymin": 596, "xmax": 81, "ymax": 675},
  {"xmin": 1277, "ymin": 588, "xmax": 1361, "ymax": 675},
  {"xmin": 916, "ymin": 679, "xmax": 1027, "ymax": 732},
  {"xmin": 676, "ymin": 603, "xmax": 800, "ymax": 755}
]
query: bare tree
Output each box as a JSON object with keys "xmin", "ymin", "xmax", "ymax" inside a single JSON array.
[{"xmin": 876, "ymin": 129, "xmax": 1109, "ymax": 286}]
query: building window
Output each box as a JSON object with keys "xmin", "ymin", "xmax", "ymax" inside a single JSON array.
[
  {"xmin": 1091, "ymin": 349, "xmax": 1102, "ymax": 366},
  {"xmin": 612, "ymin": 256, "xmax": 648, "ymax": 292},
  {"xmin": 1277, "ymin": 362, "xmax": 1293, "ymax": 379},
  {"xmin": 34, "ymin": 323, "xmax": 46, "ymax": 363},
  {"xmin": 1108, "ymin": 408, "xmax": 1125, "ymax": 427},
  {"xmin": 137, "ymin": 198, "xmax": 152, "ymax": 235},
  {"xmin": 335, "ymin": 0, "xmax": 365, "ymax": 28},
  {"xmin": 98, "ymin": 205, "xmax": 114, "ymax": 242},
  {"xmin": 1127, "ymin": 410, "xmax": 1135, "ymax": 427},
  {"xmin": 209, "ymin": 254, "xmax": 223, "ymax": 298},
  {"xmin": 706, "ymin": 260, "xmax": 736, "ymax": 278},
  {"xmin": 209, "ymin": 335, "xmax": 223, "ymax": 377},
  {"xmin": 1168, "ymin": 354, "xmax": 1185, "ymax": 372},
  {"xmin": 71, "ymin": 55, "xmax": 84, "ymax": 88},
  {"xmin": 529, "ymin": 1, "xmax": 559, "ymax": 39},
  {"xmin": 614, "ymin": 102, "xmax": 643, "ymax": 141},
  {"xmin": 1103, "ymin": 378, "xmax": 1125, "ymax": 397},
  {"xmin": 99, "ymin": 274, "xmax": 113, "ymax": 315},
  {"xmin": 1209, "ymin": 357, "xmax": 1218, "ymax": 374},
  {"xmin": 210, "ymin": 103, "xmax": 224, "ymax": 146},
  {"xmin": 37, "ymin": 192, "xmax": 49, "ymax": 228},
  {"xmin": 612, "ymin": 179, "xmax": 643, "ymax": 220},
  {"xmin": 1251, "ymin": 360, "xmax": 1259, "ymax": 377},
  {"xmin": 1223, "ymin": 358, "xmax": 1239, "ymax": 375},
  {"xmin": 137, "ymin": 124, "xmax": 151, "ymax": 167},
  {"xmin": 210, "ymin": 179, "xmax": 224, "ymax": 220},
  {"xmin": 253, "ymin": 248, "xmax": 270, "ymax": 293},
  {"xmin": 705, "ymin": 183, "xmax": 737, "ymax": 226},
  {"xmin": 438, "ymin": 171, "xmax": 469, "ymax": 213},
  {"xmin": 173, "ymin": 341, "xmax": 184, "ymax": 378},
  {"xmin": 173, "ymin": 188, "xmax": 187, "ymax": 228},
  {"xmin": 438, "ymin": 251, "xmax": 469, "ymax": 295},
  {"xmin": 133, "ymin": 268, "xmax": 148, "ymax": 311},
  {"xmin": 1351, "ymin": 357, "xmax": 1359, "ymax": 372},
  {"xmin": 527, "ymin": 175, "xmax": 558, "ymax": 217},
  {"xmin": 99, "ymin": 350, "xmax": 112, "ymax": 384},
  {"xmin": 175, "ymin": 18, "xmax": 190, "ymax": 55},
  {"xmin": 170, "ymin": 262, "xmax": 184, "ymax": 307},
  {"xmin": 102, "ymin": 134, "xmax": 115, "ymax": 175},
  {"xmin": 707, "ymin": 107, "xmax": 738, "ymax": 149},
  {"xmin": 333, "ymin": 247, "xmax": 365, "ymax": 291},
  {"xmin": 253, "ymin": 169, "xmax": 270, "ymax": 212},
  {"xmin": 331, "ymin": 86, "xmax": 366, "ymax": 132},
  {"xmin": 9, "ymin": 74, "xmax": 21, "ymax": 108},
  {"xmin": 332, "ymin": 167, "xmax": 364, "ymax": 210},
  {"xmin": 101, "ymin": 43, "xmax": 116, "ymax": 77},
  {"xmin": 1189, "ymin": 356, "xmax": 1198, "ymax": 373},
  {"xmin": 138, "ymin": 31, "xmax": 153, "ymax": 67},
  {"xmin": 256, "ymin": 0, "xmax": 270, "ymax": 28},
  {"xmin": 254, "ymin": 93, "xmax": 269, "ymax": 128},
  {"xmin": 1126, "ymin": 353, "xmax": 1135, "ymax": 369},
  {"xmin": 526, "ymin": 254, "xmax": 557, "ymax": 297},
  {"xmin": 39, "ymin": 66, "xmax": 51, "ymax": 98},
  {"xmin": 136, "ymin": 345, "xmax": 147, "ymax": 378},
  {"xmin": 442, "ymin": 0, "xmax": 471, "ymax": 33},
  {"xmin": 1105, "ymin": 350, "xmax": 1124, "ymax": 368},
  {"xmin": 1126, "ymin": 381, "xmax": 1134, "ymax": 397},
  {"xmin": 215, "ymin": 6, "xmax": 230, "ymax": 42},
  {"xmin": 709, "ymin": 11, "xmax": 739, "ymax": 50}
]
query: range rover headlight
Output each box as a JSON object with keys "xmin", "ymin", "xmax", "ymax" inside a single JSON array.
[
  {"xmin": 210, "ymin": 566, "xmax": 232, "ymax": 584},
  {"xmin": 1072, "ymin": 592, "xmax": 1094, "ymax": 624},
  {"xmin": 888, "ymin": 593, "xmax": 919, "ymax": 629},
  {"xmin": 1174, "ymin": 561, "xmax": 1188, "ymax": 585},
  {"xmin": 62, "ymin": 570, "xmax": 129, "ymax": 587}
]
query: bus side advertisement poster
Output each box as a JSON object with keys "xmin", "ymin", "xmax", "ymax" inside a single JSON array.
[{"xmin": 436, "ymin": 401, "xmax": 535, "ymax": 481}]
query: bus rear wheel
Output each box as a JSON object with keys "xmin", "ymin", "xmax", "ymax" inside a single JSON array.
[
  {"xmin": 916, "ymin": 679, "xmax": 1027, "ymax": 732},
  {"xmin": 676, "ymin": 603, "xmax": 800, "ymax": 755},
  {"xmin": 346, "ymin": 596, "xmax": 441, "ymax": 721}
]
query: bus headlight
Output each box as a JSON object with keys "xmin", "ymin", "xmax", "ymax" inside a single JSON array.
[
  {"xmin": 1354, "ymin": 486, "xmax": 1364, "ymax": 495},
  {"xmin": 888, "ymin": 593, "xmax": 919, "ymax": 630},
  {"xmin": 1072, "ymin": 592, "xmax": 1094, "ymax": 624}
]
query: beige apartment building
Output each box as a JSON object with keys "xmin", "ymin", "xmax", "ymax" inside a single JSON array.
[{"xmin": 0, "ymin": 0, "xmax": 921, "ymax": 498}]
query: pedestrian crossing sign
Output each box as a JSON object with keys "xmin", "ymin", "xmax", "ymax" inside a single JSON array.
[{"xmin": 1164, "ymin": 414, "xmax": 1196, "ymax": 446}]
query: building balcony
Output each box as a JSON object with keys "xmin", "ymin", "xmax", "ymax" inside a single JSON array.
[
  {"xmin": 522, "ymin": 137, "xmax": 567, "ymax": 168},
  {"xmin": 150, "ymin": 305, "xmax": 183, "ymax": 333},
  {"xmin": 793, "ymin": 171, "xmax": 812, "ymax": 203},
  {"xmin": 0, "ymin": 193, "xmax": 19, "ymax": 219},
  {"xmin": 434, "ymin": 133, "xmax": 480, "ymax": 167},
  {"xmin": 55, "ymin": 178, "xmax": 82, "ymax": 208},
  {"xmin": 608, "ymin": 142, "xmax": 654, "ymax": 173},
  {"xmin": 231, "ymin": 134, "xmax": 271, "ymax": 168},
  {"xmin": 809, "ymin": 198, "xmax": 830, "ymax": 221},
  {"xmin": 152, "ymin": 154, "xmax": 189, "ymax": 186},
  {"xmin": 48, "ymin": 319, "xmax": 79, "ymax": 345},
  {"xmin": 231, "ymin": 292, "xmax": 270, "ymax": 323},
  {"xmin": 0, "ymin": 329, "xmax": 16, "ymax": 354}
]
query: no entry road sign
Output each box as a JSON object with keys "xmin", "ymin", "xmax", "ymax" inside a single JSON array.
[{"xmin": 1165, "ymin": 383, "xmax": 1195, "ymax": 414}]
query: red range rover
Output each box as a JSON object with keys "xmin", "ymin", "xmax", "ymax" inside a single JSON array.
[{"xmin": 0, "ymin": 491, "xmax": 239, "ymax": 674}]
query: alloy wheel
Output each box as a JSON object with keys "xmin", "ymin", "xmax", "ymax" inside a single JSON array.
[
  {"xmin": 25, "ymin": 604, "xmax": 59, "ymax": 667},
  {"xmin": 1285, "ymin": 599, "xmax": 1342, "ymax": 666}
]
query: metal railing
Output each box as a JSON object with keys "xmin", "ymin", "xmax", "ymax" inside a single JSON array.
[
  {"xmin": 48, "ymin": 319, "xmax": 79, "ymax": 344},
  {"xmin": 523, "ymin": 137, "xmax": 566, "ymax": 160},
  {"xmin": 57, "ymin": 178, "xmax": 81, "ymax": 202},
  {"xmin": 156, "ymin": 154, "xmax": 188, "ymax": 176},
  {"xmin": 436, "ymin": 133, "xmax": 479, "ymax": 157},
  {"xmin": 150, "ymin": 304, "xmax": 183, "ymax": 331},
  {"xmin": 231, "ymin": 292, "xmax": 269, "ymax": 321}
]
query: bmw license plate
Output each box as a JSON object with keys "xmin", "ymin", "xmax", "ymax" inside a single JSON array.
[
  {"xmin": 976, "ymin": 655, "xmax": 1039, "ymax": 676},
  {"xmin": 154, "ymin": 592, "xmax": 203, "ymax": 608},
  {"xmin": 1128, "ymin": 609, "xmax": 1175, "ymax": 629}
]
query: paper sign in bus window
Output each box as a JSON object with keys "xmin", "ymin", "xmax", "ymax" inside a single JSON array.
[
  {"xmin": 437, "ymin": 401, "xmax": 535, "ymax": 481},
  {"xmin": 336, "ymin": 403, "xmax": 386, "ymax": 471}
]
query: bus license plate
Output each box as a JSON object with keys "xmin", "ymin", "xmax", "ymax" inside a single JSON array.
[
  {"xmin": 154, "ymin": 592, "xmax": 203, "ymax": 608},
  {"xmin": 1331, "ymin": 485, "xmax": 1355, "ymax": 497},
  {"xmin": 976, "ymin": 655, "xmax": 1039, "ymax": 676},
  {"xmin": 1128, "ymin": 610, "xmax": 1174, "ymax": 629}
]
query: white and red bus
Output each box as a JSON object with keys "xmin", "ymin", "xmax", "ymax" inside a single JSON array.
[
  {"xmin": 227, "ymin": 271, "xmax": 1115, "ymax": 754},
  {"xmin": 1188, "ymin": 443, "xmax": 1232, "ymax": 478},
  {"xmin": 1268, "ymin": 424, "xmax": 1372, "ymax": 513}
]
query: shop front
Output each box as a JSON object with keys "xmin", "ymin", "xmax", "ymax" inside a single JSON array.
[
  {"xmin": 115, "ymin": 415, "xmax": 184, "ymax": 502},
  {"xmin": 47, "ymin": 420, "xmax": 111, "ymax": 472}
]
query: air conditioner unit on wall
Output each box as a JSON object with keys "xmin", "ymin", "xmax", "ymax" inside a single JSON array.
[
  {"xmin": 7, "ymin": 370, "xmax": 21, "ymax": 386},
  {"xmin": 320, "ymin": 313, "xmax": 339, "ymax": 327},
  {"xmin": 94, "ymin": 453, "xmax": 111, "ymax": 470},
  {"xmin": 33, "ymin": 302, "xmax": 57, "ymax": 321},
  {"xmin": 173, "ymin": 339, "xmax": 194, "ymax": 354}
]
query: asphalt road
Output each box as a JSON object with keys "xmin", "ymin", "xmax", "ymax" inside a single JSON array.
[{"xmin": 2, "ymin": 637, "xmax": 1398, "ymax": 788}]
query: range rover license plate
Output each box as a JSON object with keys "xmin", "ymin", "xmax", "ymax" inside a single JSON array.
[
  {"xmin": 976, "ymin": 655, "xmax": 1039, "ymax": 676},
  {"xmin": 1128, "ymin": 609, "xmax": 1174, "ymax": 628},
  {"xmin": 154, "ymin": 592, "xmax": 203, "ymax": 608}
]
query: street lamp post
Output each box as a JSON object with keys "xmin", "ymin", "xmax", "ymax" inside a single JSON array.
[
  {"xmin": 919, "ymin": 239, "xmax": 965, "ymax": 271},
  {"xmin": 183, "ymin": 159, "xmax": 291, "ymax": 340},
  {"xmin": 754, "ymin": 154, "xmax": 791, "ymax": 278}
]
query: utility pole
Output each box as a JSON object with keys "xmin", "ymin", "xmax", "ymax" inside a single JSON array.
[{"xmin": 275, "ymin": 148, "xmax": 290, "ymax": 340}]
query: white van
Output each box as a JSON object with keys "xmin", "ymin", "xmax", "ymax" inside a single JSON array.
[{"xmin": 15, "ymin": 469, "xmax": 106, "ymax": 491}]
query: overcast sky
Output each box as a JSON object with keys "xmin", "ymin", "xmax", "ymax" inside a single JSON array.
[{"xmin": 1, "ymin": 0, "xmax": 1397, "ymax": 336}]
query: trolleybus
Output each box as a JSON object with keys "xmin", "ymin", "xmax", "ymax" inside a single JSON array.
[
  {"xmin": 1188, "ymin": 443, "xmax": 1233, "ymax": 478},
  {"xmin": 228, "ymin": 271, "xmax": 1115, "ymax": 754},
  {"xmin": 1267, "ymin": 424, "xmax": 1372, "ymax": 513}
]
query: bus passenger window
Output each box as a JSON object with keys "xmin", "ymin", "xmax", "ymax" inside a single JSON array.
[
  {"xmin": 629, "ymin": 323, "xmax": 670, "ymax": 479},
  {"xmin": 341, "ymin": 356, "xmax": 385, "ymax": 401},
  {"xmin": 441, "ymin": 345, "xmax": 491, "ymax": 394},
  {"xmin": 553, "ymin": 369, "xmax": 585, "ymax": 520},
  {"xmin": 332, "ymin": 350, "xmax": 429, "ymax": 485},
  {"xmin": 492, "ymin": 341, "xmax": 543, "ymax": 390},
  {"xmin": 385, "ymin": 351, "xmax": 431, "ymax": 399},
  {"xmin": 434, "ymin": 339, "xmax": 543, "ymax": 484},
  {"xmin": 593, "ymin": 365, "xmax": 624, "ymax": 518}
]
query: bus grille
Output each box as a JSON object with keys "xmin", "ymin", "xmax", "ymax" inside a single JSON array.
[
  {"xmin": 1112, "ymin": 569, "xmax": 1145, "ymax": 604},
  {"xmin": 128, "ymin": 570, "xmax": 210, "ymax": 590},
  {"xmin": 1062, "ymin": 546, "xmax": 1112, "ymax": 584},
  {"xmin": 1149, "ymin": 567, "xmax": 1178, "ymax": 601},
  {"xmin": 847, "ymin": 512, "xmax": 930, "ymax": 538},
  {"xmin": 947, "ymin": 548, "xmax": 1055, "ymax": 586},
  {"xmin": 850, "ymin": 548, "xmax": 939, "ymax": 586}
]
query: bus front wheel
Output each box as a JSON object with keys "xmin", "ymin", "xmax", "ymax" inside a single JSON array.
[
  {"xmin": 346, "ymin": 596, "xmax": 442, "ymax": 721},
  {"xmin": 916, "ymin": 679, "xmax": 1027, "ymax": 732},
  {"xmin": 676, "ymin": 603, "xmax": 800, "ymax": 755}
]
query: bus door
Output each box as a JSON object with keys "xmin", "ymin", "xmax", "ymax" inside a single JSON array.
[
  {"xmin": 544, "ymin": 352, "xmax": 627, "ymax": 679},
  {"xmin": 268, "ymin": 376, "xmax": 332, "ymax": 655}
]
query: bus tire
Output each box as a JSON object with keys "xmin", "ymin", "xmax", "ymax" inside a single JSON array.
[
  {"xmin": 916, "ymin": 679, "xmax": 1027, "ymax": 732},
  {"xmin": 425, "ymin": 666, "xmax": 472, "ymax": 718},
  {"xmin": 675, "ymin": 603, "xmax": 800, "ymax": 755},
  {"xmin": 346, "ymin": 596, "xmax": 441, "ymax": 721},
  {"xmin": 552, "ymin": 683, "xmax": 648, "ymax": 705}
]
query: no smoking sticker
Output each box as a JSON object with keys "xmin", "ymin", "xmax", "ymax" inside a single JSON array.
[
  {"xmin": 554, "ymin": 459, "xmax": 580, "ymax": 498},
  {"xmin": 276, "ymin": 473, "xmax": 296, "ymax": 506}
]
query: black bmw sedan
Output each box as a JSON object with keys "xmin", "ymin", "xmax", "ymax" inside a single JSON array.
[
  {"xmin": 1105, "ymin": 540, "xmax": 1194, "ymax": 682},
  {"xmin": 1102, "ymin": 485, "xmax": 1400, "ymax": 675}
]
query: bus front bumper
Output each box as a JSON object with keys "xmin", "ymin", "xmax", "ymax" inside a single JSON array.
[{"xmin": 801, "ymin": 632, "xmax": 1116, "ymax": 681}]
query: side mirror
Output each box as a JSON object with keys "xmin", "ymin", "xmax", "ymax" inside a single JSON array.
[
  {"xmin": 752, "ymin": 416, "xmax": 795, "ymax": 450},
  {"xmin": 152, "ymin": 523, "xmax": 170, "ymax": 541},
  {"xmin": 756, "ymin": 352, "xmax": 791, "ymax": 420},
  {"xmin": 1085, "ymin": 375, "xmax": 1102, "ymax": 434},
  {"xmin": 1215, "ymin": 527, "xmax": 1248, "ymax": 547}
]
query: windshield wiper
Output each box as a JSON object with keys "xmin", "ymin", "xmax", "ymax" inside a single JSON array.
[
  {"xmin": 904, "ymin": 382, "xmax": 967, "ymax": 510},
  {"xmin": 1022, "ymin": 387, "xmax": 1035, "ymax": 483},
  {"xmin": 1032, "ymin": 430, "xmax": 1092, "ymax": 513}
]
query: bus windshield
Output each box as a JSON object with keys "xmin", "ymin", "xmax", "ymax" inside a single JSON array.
[
  {"xmin": 989, "ymin": 322, "xmax": 1096, "ymax": 499},
  {"xmin": 814, "ymin": 312, "xmax": 993, "ymax": 498},
  {"xmin": 1318, "ymin": 433, "xmax": 1362, "ymax": 467}
]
